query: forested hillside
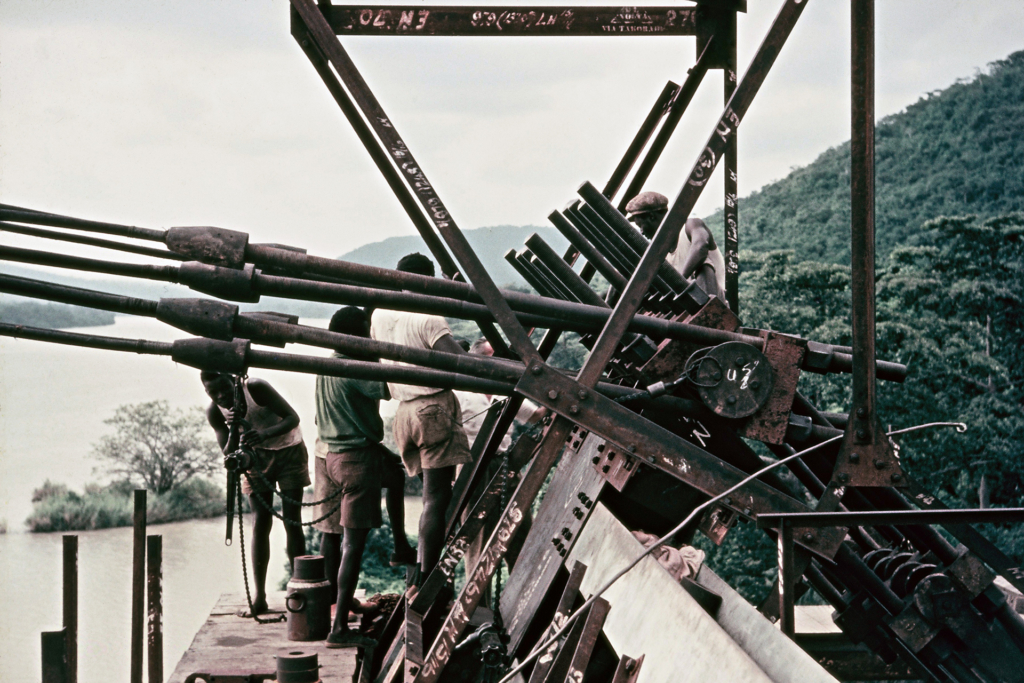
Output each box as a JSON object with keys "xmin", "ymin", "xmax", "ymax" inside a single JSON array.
[{"xmin": 710, "ymin": 50, "xmax": 1024, "ymax": 264}]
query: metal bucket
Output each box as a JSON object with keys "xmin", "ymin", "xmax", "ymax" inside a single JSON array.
[{"xmin": 285, "ymin": 555, "xmax": 332, "ymax": 641}]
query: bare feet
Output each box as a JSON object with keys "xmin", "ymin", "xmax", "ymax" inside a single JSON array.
[
  {"xmin": 237, "ymin": 596, "xmax": 269, "ymax": 618},
  {"xmin": 325, "ymin": 629, "xmax": 376, "ymax": 649}
]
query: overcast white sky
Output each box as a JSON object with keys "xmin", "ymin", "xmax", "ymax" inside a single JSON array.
[{"xmin": 1, "ymin": 1, "xmax": 1022, "ymax": 262}]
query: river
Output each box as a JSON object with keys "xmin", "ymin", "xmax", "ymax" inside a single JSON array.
[{"xmin": 0, "ymin": 316, "xmax": 414, "ymax": 682}]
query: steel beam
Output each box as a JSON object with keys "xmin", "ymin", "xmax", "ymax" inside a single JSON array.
[{"xmin": 319, "ymin": 5, "xmax": 698, "ymax": 37}]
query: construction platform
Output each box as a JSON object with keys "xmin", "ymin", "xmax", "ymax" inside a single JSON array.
[{"xmin": 168, "ymin": 592, "xmax": 361, "ymax": 683}]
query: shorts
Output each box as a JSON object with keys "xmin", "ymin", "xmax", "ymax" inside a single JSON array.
[
  {"xmin": 393, "ymin": 390, "xmax": 473, "ymax": 477},
  {"xmin": 240, "ymin": 441, "xmax": 311, "ymax": 496},
  {"xmin": 313, "ymin": 443, "xmax": 390, "ymax": 533}
]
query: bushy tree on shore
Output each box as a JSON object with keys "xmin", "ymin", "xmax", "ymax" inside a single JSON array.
[{"xmin": 93, "ymin": 401, "xmax": 222, "ymax": 495}]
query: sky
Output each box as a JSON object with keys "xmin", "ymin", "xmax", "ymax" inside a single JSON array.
[{"xmin": 1, "ymin": 1, "xmax": 1023, "ymax": 265}]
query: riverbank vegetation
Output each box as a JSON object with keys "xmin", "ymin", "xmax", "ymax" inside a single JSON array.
[
  {"xmin": 26, "ymin": 478, "xmax": 223, "ymax": 532},
  {"xmin": 26, "ymin": 400, "xmax": 226, "ymax": 532}
]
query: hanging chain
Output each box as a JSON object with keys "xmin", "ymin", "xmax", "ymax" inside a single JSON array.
[{"xmin": 236, "ymin": 475, "xmax": 286, "ymax": 624}]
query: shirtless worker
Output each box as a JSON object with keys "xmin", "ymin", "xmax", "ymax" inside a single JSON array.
[
  {"xmin": 370, "ymin": 252, "xmax": 473, "ymax": 591},
  {"xmin": 624, "ymin": 191, "xmax": 728, "ymax": 305},
  {"xmin": 312, "ymin": 306, "xmax": 416, "ymax": 647},
  {"xmin": 202, "ymin": 372, "xmax": 309, "ymax": 616}
]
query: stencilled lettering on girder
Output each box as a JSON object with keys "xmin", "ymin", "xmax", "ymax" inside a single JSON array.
[
  {"xmin": 687, "ymin": 147, "xmax": 717, "ymax": 187},
  {"xmin": 471, "ymin": 9, "xmax": 574, "ymax": 32},
  {"xmin": 355, "ymin": 8, "xmax": 430, "ymax": 32}
]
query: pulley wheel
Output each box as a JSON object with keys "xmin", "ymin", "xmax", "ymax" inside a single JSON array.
[{"xmin": 695, "ymin": 342, "xmax": 774, "ymax": 419}]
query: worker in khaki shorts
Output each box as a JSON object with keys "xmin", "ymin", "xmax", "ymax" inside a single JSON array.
[
  {"xmin": 370, "ymin": 253, "xmax": 473, "ymax": 589},
  {"xmin": 202, "ymin": 372, "xmax": 309, "ymax": 617},
  {"xmin": 313, "ymin": 307, "xmax": 415, "ymax": 648}
]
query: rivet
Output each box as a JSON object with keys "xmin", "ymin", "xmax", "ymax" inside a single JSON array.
[
  {"xmin": 803, "ymin": 532, "xmax": 815, "ymax": 543},
  {"xmin": 891, "ymin": 473, "xmax": 903, "ymax": 482},
  {"xmin": 856, "ymin": 407, "xmax": 867, "ymax": 418},
  {"xmin": 548, "ymin": 389, "xmax": 559, "ymax": 400},
  {"xmin": 532, "ymin": 364, "xmax": 543, "ymax": 375},
  {"xmin": 727, "ymin": 395, "xmax": 737, "ymax": 405},
  {"xmin": 750, "ymin": 380, "xmax": 761, "ymax": 391},
  {"xmin": 849, "ymin": 453, "xmax": 860, "ymax": 464},
  {"xmin": 874, "ymin": 459, "xmax": 887, "ymax": 470},
  {"xmin": 592, "ymin": 457, "xmax": 600, "ymax": 465},
  {"xmin": 628, "ymin": 445, "xmax": 637, "ymax": 453},
  {"xmin": 856, "ymin": 429, "xmax": 867, "ymax": 440},
  {"xmin": 712, "ymin": 371, "xmax": 722, "ymax": 381},
  {"xmin": 301, "ymin": 40, "xmax": 309, "ymax": 47},
  {"xmin": 735, "ymin": 356, "xmax": 747, "ymax": 366},
  {"xmin": 577, "ymin": 389, "xmax": 589, "ymax": 400},
  {"xmin": 569, "ymin": 404, "xmax": 580, "ymax": 415},
  {"xmin": 602, "ymin": 465, "xmax": 610, "ymax": 473},
  {"xmin": 837, "ymin": 473, "xmax": 850, "ymax": 483}
]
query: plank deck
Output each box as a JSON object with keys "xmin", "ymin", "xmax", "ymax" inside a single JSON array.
[{"xmin": 168, "ymin": 592, "xmax": 360, "ymax": 683}]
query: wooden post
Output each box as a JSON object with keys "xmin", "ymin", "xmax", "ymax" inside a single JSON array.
[
  {"xmin": 62, "ymin": 535, "xmax": 78, "ymax": 683},
  {"xmin": 147, "ymin": 535, "xmax": 163, "ymax": 683},
  {"xmin": 131, "ymin": 489, "xmax": 147, "ymax": 683},
  {"xmin": 41, "ymin": 628, "xmax": 68, "ymax": 683}
]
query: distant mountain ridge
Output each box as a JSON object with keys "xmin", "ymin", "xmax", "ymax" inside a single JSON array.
[
  {"xmin": 706, "ymin": 49, "xmax": 1024, "ymax": 264},
  {"xmin": 338, "ymin": 224, "xmax": 569, "ymax": 288}
]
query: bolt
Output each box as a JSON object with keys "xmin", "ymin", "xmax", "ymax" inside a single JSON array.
[
  {"xmin": 856, "ymin": 429, "xmax": 867, "ymax": 440},
  {"xmin": 625, "ymin": 661, "xmax": 635, "ymax": 674},
  {"xmin": 849, "ymin": 452, "xmax": 860, "ymax": 464},
  {"xmin": 531, "ymin": 364, "xmax": 543, "ymax": 375},
  {"xmin": 727, "ymin": 395, "xmax": 737, "ymax": 405},
  {"xmin": 301, "ymin": 39, "xmax": 309, "ymax": 47},
  {"xmin": 837, "ymin": 473, "xmax": 850, "ymax": 483},
  {"xmin": 742, "ymin": 508, "xmax": 752, "ymax": 516},
  {"xmin": 803, "ymin": 532, "xmax": 815, "ymax": 543},
  {"xmin": 735, "ymin": 356, "xmax": 747, "ymax": 366},
  {"xmin": 722, "ymin": 497, "xmax": 732, "ymax": 506},
  {"xmin": 856, "ymin": 407, "xmax": 867, "ymax": 418},
  {"xmin": 750, "ymin": 380, "xmax": 761, "ymax": 391},
  {"xmin": 532, "ymin": 432, "xmax": 542, "ymax": 442},
  {"xmin": 577, "ymin": 389, "xmax": 589, "ymax": 400},
  {"xmin": 874, "ymin": 459, "xmax": 887, "ymax": 470},
  {"xmin": 592, "ymin": 457, "xmax": 600, "ymax": 465},
  {"xmin": 548, "ymin": 389, "xmax": 559, "ymax": 400},
  {"xmin": 569, "ymin": 404, "xmax": 580, "ymax": 415},
  {"xmin": 628, "ymin": 445, "xmax": 637, "ymax": 453},
  {"xmin": 892, "ymin": 473, "xmax": 903, "ymax": 483},
  {"xmin": 602, "ymin": 465, "xmax": 610, "ymax": 473}
]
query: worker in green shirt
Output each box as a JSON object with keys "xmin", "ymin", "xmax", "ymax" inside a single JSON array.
[{"xmin": 313, "ymin": 306, "xmax": 416, "ymax": 648}]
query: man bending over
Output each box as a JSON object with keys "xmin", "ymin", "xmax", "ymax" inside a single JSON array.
[
  {"xmin": 313, "ymin": 306, "xmax": 416, "ymax": 647},
  {"xmin": 625, "ymin": 191, "xmax": 727, "ymax": 305},
  {"xmin": 202, "ymin": 372, "xmax": 309, "ymax": 616},
  {"xmin": 370, "ymin": 252, "xmax": 473, "ymax": 589}
]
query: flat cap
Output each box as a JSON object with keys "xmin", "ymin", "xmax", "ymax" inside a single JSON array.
[{"xmin": 624, "ymin": 191, "xmax": 669, "ymax": 216}]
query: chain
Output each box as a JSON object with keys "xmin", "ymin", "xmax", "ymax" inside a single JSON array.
[
  {"xmin": 492, "ymin": 449, "xmax": 511, "ymax": 630},
  {"xmin": 242, "ymin": 471, "xmax": 344, "ymax": 527},
  {"xmin": 236, "ymin": 476, "xmax": 286, "ymax": 624},
  {"xmin": 241, "ymin": 462, "xmax": 347, "ymax": 507}
]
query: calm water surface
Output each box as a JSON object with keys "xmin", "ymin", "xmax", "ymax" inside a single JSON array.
[{"xmin": 0, "ymin": 316, "xmax": 414, "ymax": 681}]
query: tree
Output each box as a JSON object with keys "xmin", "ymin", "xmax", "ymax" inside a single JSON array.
[{"xmin": 92, "ymin": 401, "xmax": 222, "ymax": 494}]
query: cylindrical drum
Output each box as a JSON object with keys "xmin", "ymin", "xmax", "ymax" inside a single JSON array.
[
  {"xmin": 285, "ymin": 555, "xmax": 332, "ymax": 641},
  {"xmin": 276, "ymin": 650, "xmax": 321, "ymax": 683}
]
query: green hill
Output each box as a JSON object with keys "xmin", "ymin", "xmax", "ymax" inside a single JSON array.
[{"xmin": 707, "ymin": 49, "xmax": 1024, "ymax": 263}]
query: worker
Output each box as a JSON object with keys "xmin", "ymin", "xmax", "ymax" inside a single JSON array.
[
  {"xmin": 625, "ymin": 191, "xmax": 727, "ymax": 304},
  {"xmin": 370, "ymin": 252, "xmax": 473, "ymax": 592},
  {"xmin": 202, "ymin": 372, "xmax": 309, "ymax": 617},
  {"xmin": 313, "ymin": 306, "xmax": 416, "ymax": 648}
]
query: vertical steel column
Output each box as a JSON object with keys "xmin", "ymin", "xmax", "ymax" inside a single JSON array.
[
  {"xmin": 849, "ymin": 0, "xmax": 876, "ymax": 445},
  {"xmin": 723, "ymin": 14, "xmax": 740, "ymax": 312},
  {"xmin": 777, "ymin": 520, "xmax": 796, "ymax": 638},
  {"xmin": 147, "ymin": 535, "xmax": 163, "ymax": 683},
  {"xmin": 62, "ymin": 535, "xmax": 77, "ymax": 683},
  {"xmin": 41, "ymin": 629, "xmax": 68, "ymax": 683},
  {"xmin": 131, "ymin": 490, "xmax": 146, "ymax": 683}
]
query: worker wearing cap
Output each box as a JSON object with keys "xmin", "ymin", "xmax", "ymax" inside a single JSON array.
[{"xmin": 625, "ymin": 191, "xmax": 727, "ymax": 305}]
